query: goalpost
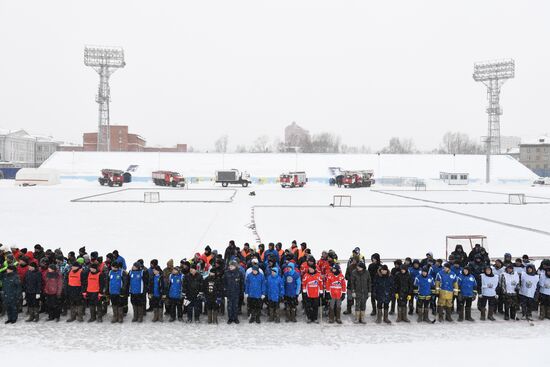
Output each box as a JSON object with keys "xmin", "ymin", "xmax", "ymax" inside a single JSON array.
[
  {"xmin": 333, "ymin": 195, "xmax": 352, "ymax": 207},
  {"xmin": 144, "ymin": 192, "xmax": 160, "ymax": 203},
  {"xmin": 508, "ymin": 193, "xmax": 526, "ymax": 205}
]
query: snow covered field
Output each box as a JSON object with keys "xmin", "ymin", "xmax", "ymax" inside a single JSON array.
[{"xmin": 2, "ymin": 176, "xmax": 550, "ymax": 363}]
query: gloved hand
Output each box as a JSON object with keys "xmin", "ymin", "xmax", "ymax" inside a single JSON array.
[
  {"xmin": 406, "ymin": 295, "xmax": 412, "ymax": 301},
  {"xmin": 352, "ymin": 292, "xmax": 356, "ymax": 298},
  {"xmin": 216, "ymin": 297, "xmax": 222, "ymax": 305},
  {"xmin": 119, "ymin": 294, "xmax": 125, "ymax": 299},
  {"xmin": 395, "ymin": 293, "xmax": 399, "ymax": 300},
  {"xmin": 36, "ymin": 294, "xmax": 41, "ymax": 299},
  {"xmin": 82, "ymin": 292, "xmax": 87, "ymax": 299},
  {"xmin": 161, "ymin": 295, "xmax": 167, "ymax": 300},
  {"xmin": 453, "ymin": 289, "xmax": 459, "ymax": 296},
  {"xmin": 183, "ymin": 299, "xmax": 191, "ymax": 307},
  {"xmin": 367, "ymin": 292, "xmax": 371, "ymax": 299},
  {"xmin": 413, "ymin": 289, "xmax": 419, "ymax": 294},
  {"xmin": 340, "ymin": 294, "xmax": 346, "ymax": 301},
  {"xmin": 148, "ymin": 294, "xmax": 153, "ymax": 299},
  {"xmin": 472, "ymin": 292, "xmax": 477, "ymax": 301},
  {"xmin": 198, "ymin": 292, "xmax": 204, "ymax": 300},
  {"xmin": 434, "ymin": 288, "xmax": 440, "ymax": 295}
]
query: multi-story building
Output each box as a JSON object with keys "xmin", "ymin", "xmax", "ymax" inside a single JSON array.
[
  {"xmin": 284, "ymin": 121, "xmax": 310, "ymax": 150},
  {"xmin": 0, "ymin": 129, "xmax": 60, "ymax": 167},
  {"xmin": 519, "ymin": 136, "xmax": 550, "ymax": 177}
]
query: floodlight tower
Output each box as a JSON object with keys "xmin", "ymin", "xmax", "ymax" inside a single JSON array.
[
  {"xmin": 84, "ymin": 46, "xmax": 126, "ymax": 152},
  {"xmin": 473, "ymin": 59, "xmax": 515, "ymax": 183}
]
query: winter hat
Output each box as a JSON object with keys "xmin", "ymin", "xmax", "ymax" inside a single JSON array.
[
  {"xmin": 426, "ymin": 252, "xmax": 433, "ymax": 257},
  {"xmin": 421, "ymin": 266, "xmax": 430, "ymax": 273},
  {"xmin": 353, "ymin": 247, "xmax": 361, "ymax": 254},
  {"xmin": 205, "ymin": 245, "xmax": 212, "ymax": 252},
  {"xmin": 90, "ymin": 251, "xmax": 98, "ymax": 260},
  {"xmin": 83, "ymin": 254, "xmax": 90, "ymax": 262},
  {"xmin": 371, "ymin": 253, "xmax": 380, "ymax": 262},
  {"xmin": 400, "ymin": 264, "xmax": 408, "ymax": 271},
  {"xmin": 331, "ymin": 264, "xmax": 341, "ymax": 272},
  {"xmin": 76, "ymin": 257, "xmax": 85, "ymax": 265},
  {"xmin": 357, "ymin": 261, "xmax": 366, "ymax": 269},
  {"xmin": 79, "ymin": 246, "xmax": 86, "ymax": 254},
  {"xmin": 133, "ymin": 262, "xmax": 141, "ymax": 269},
  {"xmin": 252, "ymin": 265, "xmax": 259, "ymax": 271},
  {"xmin": 251, "ymin": 258, "xmax": 259, "ymax": 264},
  {"xmin": 48, "ymin": 264, "xmax": 57, "ymax": 271},
  {"xmin": 190, "ymin": 263, "xmax": 198, "ymax": 270},
  {"xmin": 380, "ymin": 264, "xmax": 389, "ymax": 272},
  {"xmin": 29, "ymin": 262, "xmax": 38, "ymax": 269},
  {"xmin": 443, "ymin": 262, "xmax": 451, "ymax": 269},
  {"xmin": 229, "ymin": 260, "xmax": 238, "ymax": 268}
]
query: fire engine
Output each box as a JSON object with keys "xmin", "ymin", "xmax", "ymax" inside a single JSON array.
[
  {"xmin": 342, "ymin": 170, "xmax": 375, "ymax": 188},
  {"xmin": 98, "ymin": 169, "xmax": 124, "ymax": 187},
  {"xmin": 152, "ymin": 171, "xmax": 186, "ymax": 187},
  {"xmin": 279, "ymin": 171, "xmax": 307, "ymax": 188}
]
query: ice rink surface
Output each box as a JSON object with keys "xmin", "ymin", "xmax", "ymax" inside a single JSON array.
[{"xmin": 2, "ymin": 178, "xmax": 550, "ymax": 362}]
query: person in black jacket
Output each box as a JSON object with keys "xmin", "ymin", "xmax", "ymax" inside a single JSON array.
[
  {"xmin": 350, "ymin": 261, "xmax": 371, "ymax": 324},
  {"xmin": 394, "ymin": 264, "xmax": 413, "ymax": 322},
  {"xmin": 367, "ymin": 253, "xmax": 381, "ymax": 316},
  {"xmin": 148, "ymin": 266, "xmax": 166, "ymax": 322},
  {"xmin": 24, "ymin": 262, "xmax": 42, "ymax": 322},
  {"xmin": 223, "ymin": 260, "xmax": 244, "ymax": 324},
  {"xmin": 389, "ymin": 259, "xmax": 402, "ymax": 315},
  {"xmin": 203, "ymin": 268, "xmax": 224, "ymax": 324},
  {"xmin": 343, "ymin": 257, "xmax": 358, "ymax": 315},
  {"xmin": 374, "ymin": 265, "xmax": 393, "ymax": 324},
  {"xmin": 183, "ymin": 264, "xmax": 203, "ymax": 323},
  {"xmin": 224, "ymin": 240, "xmax": 238, "ymax": 265},
  {"xmin": 450, "ymin": 245, "xmax": 468, "ymax": 267}
]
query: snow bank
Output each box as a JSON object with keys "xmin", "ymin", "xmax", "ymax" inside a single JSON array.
[{"xmin": 41, "ymin": 152, "xmax": 537, "ymax": 183}]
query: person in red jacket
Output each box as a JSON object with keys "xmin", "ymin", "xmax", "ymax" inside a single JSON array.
[
  {"xmin": 43, "ymin": 264, "xmax": 63, "ymax": 321},
  {"xmin": 325, "ymin": 264, "xmax": 347, "ymax": 324},
  {"xmin": 302, "ymin": 264, "xmax": 323, "ymax": 323}
]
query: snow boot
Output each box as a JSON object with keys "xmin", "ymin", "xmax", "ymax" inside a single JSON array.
[
  {"xmin": 25, "ymin": 307, "xmax": 35, "ymax": 322},
  {"xmin": 335, "ymin": 307, "xmax": 342, "ymax": 324},
  {"xmin": 422, "ymin": 307, "xmax": 432, "ymax": 323},
  {"xmin": 488, "ymin": 308, "xmax": 495, "ymax": 321},
  {"xmin": 111, "ymin": 307, "xmax": 119, "ymax": 323},
  {"xmin": 255, "ymin": 310, "xmax": 261, "ymax": 324},
  {"xmin": 437, "ymin": 306, "xmax": 444, "ymax": 322},
  {"xmin": 207, "ymin": 310, "xmax": 213, "ymax": 324},
  {"xmin": 445, "ymin": 307, "xmax": 453, "ymax": 322},
  {"xmin": 408, "ymin": 303, "xmax": 414, "ymax": 315},
  {"xmin": 97, "ymin": 307, "xmax": 103, "ymax": 323},
  {"xmin": 354, "ymin": 311, "xmax": 361, "ymax": 324},
  {"xmin": 132, "ymin": 307, "xmax": 139, "ymax": 322},
  {"xmin": 457, "ymin": 305, "xmax": 464, "ymax": 322},
  {"xmin": 383, "ymin": 308, "xmax": 391, "ymax": 324},
  {"xmin": 328, "ymin": 307, "xmax": 335, "ymax": 324},
  {"xmin": 504, "ymin": 304, "xmax": 510, "ymax": 320},
  {"xmin": 76, "ymin": 306, "xmax": 84, "ymax": 322},
  {"xmin": 376, "ymin": 309, "xmax": 382, "ymax": 324},
  {"xmin": 118, "ymin": 306, "xmax": 124, "ymax": 323},
  {"xmin": 465, "ymin": 307, "xmax": 474, "ymax": 322},
  {"xmin": 213, "ymin": 310, "xmax": 218, "ymax": 324},
  {"xmin": 539, "ymin": 305, "xmax": 546, "ymax": 320},
  {"xmin": 152, "ymin": 309, "xmax": 159, "ymax": 322},
  {"xmin": 268, "ymin": 306, "xmax": 275, "ymax": 322},
  {"xmin": 401, "ymin": 307, "xmax": 410, "ymax": 322},
  {"xmin": 389, "ymin": 300, "xmax": 395, "ymax": 315},
  {"xmin": 546, "ymin": 305, "xmax": 550, "ymax": 319},
  {"xmin": 274, "ymin": 308, "xmax": 280, "ymax": 323},
  {"xmin": 67, "ymin": 306, "xmax": 77, "ymax": 322},
  {"xmin": 343, "ymin": 300, "xmax": 353, "ymax": 315},
  {"xmin": 359, "ymin": 311, "xmax": 366, "ymax": 324},
  {"xmin": 138, "ymin": 307, "xmax": 144, "ymax": 323},
  {"xmin": 396, "ymin": 307, "xmax": 403, "ymax": 322},
  {"xmin": 88, "ymin": 307, "xmax": 97, "ymax": 323},
  {"xmin": 417, "ymin": 306, "xmax": 424, "ymax": 323},
  {"xmin": 480, "ymin": 307, "xmax": 486, "ymax": 321}
]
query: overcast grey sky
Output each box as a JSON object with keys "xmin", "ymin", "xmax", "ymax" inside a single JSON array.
[{"xmin": 0, "ymin": 0, "xmax": 549, "ymax": 151}]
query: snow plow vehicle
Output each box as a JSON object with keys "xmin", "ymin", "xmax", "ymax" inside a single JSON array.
[
  {"xmin": 342, "ymin": 170, "xmax": 375, "ymax": 188},
  {"xmin": 280, "ymin": 171, "xmax": 307, "ymax": 188},
  {"xmin": 98, "ymin": 169, "xmax": 124, "ymax": 187},
  {"xmin": 215, "ymin": 169, "xmax": 251, "ymax": 187},
  {"xmin": 152, "ymin": 170, "xmax": 186, "ymax": 187}
]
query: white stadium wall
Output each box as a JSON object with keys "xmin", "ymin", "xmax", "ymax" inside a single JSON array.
[{"xmin": 40, "ymin": 152, "xmax": 537, "ymax": 184}]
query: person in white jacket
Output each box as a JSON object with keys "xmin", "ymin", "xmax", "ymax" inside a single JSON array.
[
  {"xmin": 480, "ymin": 266, "xmax": 498, "ymax": 321},
  {"xmin": 538, "ymin": 266, "xmax": 550, "ymax": 320},
  {"xmin": 499, "ymin": 264, "xmax": 520, "ymax": 321},
  {"xmin": 519, "ymin": 264, "xmax": 538, "ymax": 321}
]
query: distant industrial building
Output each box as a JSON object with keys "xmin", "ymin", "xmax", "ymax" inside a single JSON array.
[
  {"xmin": 519, "ymin": 136, "xmax": 550, "ymax": 177},
  {"xmin": 284, "ymin": 121, "xmax": 310, "ymax": 150},
  {"xmin": 58, "ymin": 125, "xmax": 187, "ymax": 153},
  {"xmin": 0, "ymin": 129, "xmax": 60, "ymax": 167}
]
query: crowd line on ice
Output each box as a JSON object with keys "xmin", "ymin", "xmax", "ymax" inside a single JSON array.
[{"xmin": 0, "ymin": 241, "xmax": 549, "ymax": 325}]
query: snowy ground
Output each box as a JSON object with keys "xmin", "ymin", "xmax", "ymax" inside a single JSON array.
[{"xmin": 1, "ymin": 178, "xmax": 550, "ymax": 362}]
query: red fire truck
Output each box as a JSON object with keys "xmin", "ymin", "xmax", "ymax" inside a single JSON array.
[
  {"xmin": 342, "ymin": 170, "xmax": 375, "ymax": 188},
  {"xmin": 280, "ymin": 171, "xmax": 307, "ymax": 188},
  {"xmin": 152, "ymin": 171, "xmax": 186, "ymax": 187},
  {"xmin": 98, "ymin": 169, "xmax": 124, "ymax": 187}
]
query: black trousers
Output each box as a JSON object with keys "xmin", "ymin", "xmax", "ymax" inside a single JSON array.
[
  {"xmin": 45, "ymin": 295, "xmax": 61, "ymax": 320},
  {"xmin": 305, "ymin": 297, "xmax": 319, "ymax": 321}
]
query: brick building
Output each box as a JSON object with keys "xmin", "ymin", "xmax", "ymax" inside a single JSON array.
[
  {"xmin": 519, "ymin": 136, "xmax": 550, "ymax": 177},
  {"xmin": 58, "ymin": 125, "xmax": 187, "ymax": 153}
]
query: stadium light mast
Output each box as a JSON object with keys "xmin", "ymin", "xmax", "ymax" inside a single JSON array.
[
  {"xmin": 84, "ymin": 45, "xmax": 126, "ymax": 152},
  {"xmin": 473, "ymin": 59, "xmax": 515, "ymax": 183}
]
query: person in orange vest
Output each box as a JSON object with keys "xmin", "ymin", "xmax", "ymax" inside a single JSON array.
[
  {"xmin": 302, "ymin": 264, "xmax": 324, "ymax": 323},
  {"xmin": 82, "ymin": 263, "xmax": 106, "ymax": 322},
  {"xmin": 241, "ymin": 243, "xmax": 252, "ymax": 260},
  {"xmin": 66, "ymin": 261, "xmax": 85, "ymax": 322},
  {"xmin": 276, "ymin": 243, "xmax": 284, "ymax": 262},
  {"xmin": 201, "ymin": 246, "xmax": 214, "ymax": 268},
  {"xmin": 289, "ymin": 240, "xmax": 299, "ymax": 259},
  {"xmin": 297, "ymin": 242, "xmax": 308, "ymax": 262}
]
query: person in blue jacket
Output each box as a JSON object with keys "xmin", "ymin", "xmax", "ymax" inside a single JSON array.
[
  {"xmin": 374, "ymin": 264, "xmax": 394, "ymax": 324},
  {"xmin": 223, "ymin": 260, "xmax": 245, "ymax": 324},
  {"xmin": 167, "ymin": 266, "xmax": 184, "ymax": 322},
  {"xmin": 128, "ymin": 261, "xmax": 149, "ymax": 323},
  {"xmin": 265, "ymin": 267, "xmax": 284, "ymax": 323},
  {"xmin": 263, "ymin": 243, "xmax": 280, "ymax": 266},
  {"xmin": 245, "ymin": 264, "xmax": 266, "ymax": 324},
  {"xmin": 457, "ymin": 266, "xmax": 477, "ymax": 322},
  {"xmin": 148, "ymin": 265, "xmax": 165, "ymax": 323},
  {"xmin": 282, "ymin": 262, "xmax": 301, "ymax": 322},
  {"xmin": 146, "ymin": 259, "xmax": 159, "ymax": 312},
  {"xmin": 408, "ymin": 259, "xmax": 421, "ymax": 315},
  {"xmin": 413, "ymin": 266, "xmax": 434, "ymax": 323},
  {"xmin": 429, "ymin": 259, "xmax": 443, "ymax": 315},
  {"xmin": 112, "ymin": 250, "xmax": 127, "ymax": 270},
  {"xmin": 107, "ymin": 261, "xmax": 128, "ymax": 324}
]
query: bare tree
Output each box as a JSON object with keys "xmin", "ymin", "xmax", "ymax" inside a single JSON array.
[
  {"xmin": 438, "ymin": 132, "xmax": 484, "ymax": 154},
  {"xmin": 214, "ymin": 135, "xmax": 229, "ymax": 153},
  {"xmin": 380, "ymin": 137, "xmax": 416, "ymax": 154},
  {"xmin": 250, "ymin": 135, "xmax": 271, "ymax": 153},
  {"xmin": 235, "ymin": 144, "xmax": 247, "ymax": 153}
]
